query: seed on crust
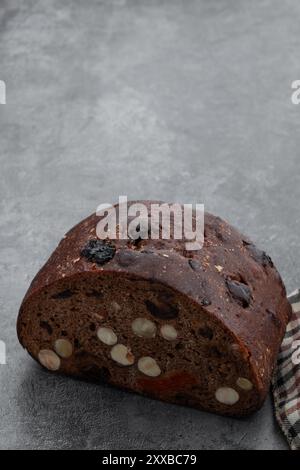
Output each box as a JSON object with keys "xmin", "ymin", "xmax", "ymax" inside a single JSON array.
[
  {"xmin": 236, "ymin": 377, "xmax": 253, "ymax": 391},
  {"xmin": 160, "ymin": 324, "xmax": 178, "ymax": 341},
  {"xmin": 97, "ymin": 327, "xmax": 118, "ymax": 346},
  {"xmin": 38, "ymin": 349, "xmax": 61, "ymax": 371},
  {"xmin": 137, "ymin": 356, "xmax": 161, "ymax": 377},
  {"xmin": 226, "ymin": 279, "xmax": 251, "ymax": 308},
  {"xmin": 110, "ymin": 344, "xmax": 135, "ymax": 366},
  {"xmin": 215, "ymin": 387, "xmax": 239, "ymax": 405},
  {"xmin": 132, "ymin": 318, "xmax": 156, "ymax": 338},
  {"xmin": 54, "ymin": 339, "xmax": 73, "ymax": 358}
]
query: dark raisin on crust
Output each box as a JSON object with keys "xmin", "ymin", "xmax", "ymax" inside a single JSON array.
[
  {"xmin": 52, "ymin": 289, "xmax": 74, "ymax": 299},
  {"xmin": 226, "ymin": 279, "xmax": 252, "ymax": 308},
  {"xmin": 266, "ymin": 308, "xmax": 282, "ymax": 328},
  {"xmin": 243, "ymin": 241, "xmax": 273, "ymax": 268},
  {"xmin": 200, "ymin": 298, "xmax": 211, "ymax": 306},
  {"xmin": 188, "ymin": 259, "xmax": 202, "ymax": 271},
  {"xmin": 81, "ymin": 239, "xmax": 116, "ymax": 265},
  {"xmin": 145, "ymin": 299, "xmax": 179, "ymax": 319}
]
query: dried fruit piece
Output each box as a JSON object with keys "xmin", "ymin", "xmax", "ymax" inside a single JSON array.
[
  {"xmin": 226, "ymin": 279, "xmax": 251, "ymax": 308},
  {"xmin": 110, "ymin": 344, "xmax": 135, "ymax": 366},
  {"xmin": 160, "ymin": 324, "xmax": 178, "ymax": 341},
  {"xmin": 236, "ymin": 377, "xmax": 253, "ymax": 391},
  {"xmin": 243, "ymin": 242, "xmax": 273, "ymax": 268},
  {"xmin": 215, "ymin": 387, "xmax": 239, "ymax": 405},
  {"xmin": 38, "ymin": 349, "xmax": 61, "ymax": 371},
  {"xmin": 54, "ymin": 339, "xmax": 73, "ymax": 358},
  {"xmin": 145, "ymin": 299, "xmax": 179, "ymax": 320},
  {"xmin": 200, "ymin": 298, "xmax": 211, "ymax": 306},
  {"xmin": 137, "ymin": 370, "xmax": 197, "ymax": 393},
  {"xmin": 131, "ymin": 318, "xmax": 156, "ymax": 338},
  {"xmin": 97, "ymin": 327, "xmax": 118, "ymax": 346},
  {"xmin": 52, "ymin": 289, "xmax": 74, "ymax": 299},
  {"xmin": 138, "ymin": 356, "xmax": 161, "ymax": 377},
  {"xmin": 266, "ymin": 308, "xmax": 282, "ymax": 329},
  {"xmin": 81, "ymin": 239, "xmax": 115, "ymax": 265},
  {"xmin": 188, "ymin": 259, "xmax": 202, "ymax": 271}
]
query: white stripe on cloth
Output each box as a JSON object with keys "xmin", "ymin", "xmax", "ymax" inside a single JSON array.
[{"xmin": 272, "ymin": 289, "xmax": 300, "ymax": 450}]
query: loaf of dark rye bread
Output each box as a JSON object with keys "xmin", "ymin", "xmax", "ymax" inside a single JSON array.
[{"xmin": 17, "ymin": 201, "xmax": 291, "ymax": 416}]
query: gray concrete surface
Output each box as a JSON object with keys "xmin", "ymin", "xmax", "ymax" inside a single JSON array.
[{"xmin": 0, "ymin": 0, "xmax": 299, "ymax": 450}]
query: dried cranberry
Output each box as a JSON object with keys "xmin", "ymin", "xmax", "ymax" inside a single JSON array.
[
  {"xmin": 226, "ymin": 279, "xmax": 252, "ymax": 308},
  {"xmin": 81, "ymin": 239, "xmax": 115, "ymax": 265}
]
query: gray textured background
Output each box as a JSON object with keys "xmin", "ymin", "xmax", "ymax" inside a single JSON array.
[{"xmin": 0, "ymin": 0, "xmax": 299, "ymax": 450}]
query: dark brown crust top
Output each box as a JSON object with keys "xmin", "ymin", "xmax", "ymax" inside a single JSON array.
[{"xmin": 18, "ymin": 201, "xmax": 291, "ymax": 396}]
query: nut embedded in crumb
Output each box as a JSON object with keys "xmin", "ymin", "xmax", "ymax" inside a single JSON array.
[
  {"xmin": 132, "ymin": 318, "xmax": 156, "ymax": 338},
  {"xmin": 236, "ymin": 377, "xmax": 253, "ymax": 391},
  {"xmin": 160, "ymin": 324, "xmax": 178, "ymax": 341},
  {"xmin": 137, "ymin": 356, "xmax": 161, "ymax": 377},
  {"xmin": 215, "ymin": 387, "xmax": 239, "ymax": 405},
  {"xmin": 110, "ymin": 344, "xmax": 135, "ymax": 366},
  {"xmin": 97, "ymin": 327, "xmax": 118, "ymax": 346},
  {"xmin": 38, "ymin": 349, "xmax": 61, "ymax": 371},
  {"xmin": 111, "ymin": 301, "xmax": 121, "ymax": 313},
  {"xmin": 54, "ymin": 339, "xmax": 73, "ymax": 358}
]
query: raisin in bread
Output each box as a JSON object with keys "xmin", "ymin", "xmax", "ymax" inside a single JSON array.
[{"xmin": 17, "ymin": 201, "xmax": 291, "ymax": 417}]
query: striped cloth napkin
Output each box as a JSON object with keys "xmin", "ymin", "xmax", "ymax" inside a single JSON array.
[{"xmin": 272, "ymin": 289, "xmax": 300, "ymax": 450}]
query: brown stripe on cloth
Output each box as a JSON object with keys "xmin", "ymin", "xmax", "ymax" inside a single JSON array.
[{"xmin": 272, "ymin": 289, "xmax": 300, "ymax": 450}]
